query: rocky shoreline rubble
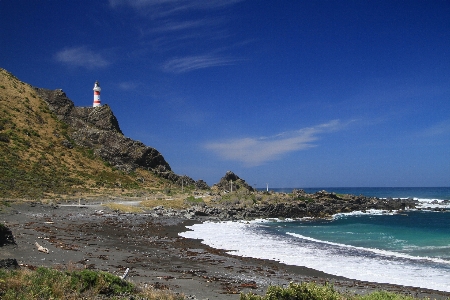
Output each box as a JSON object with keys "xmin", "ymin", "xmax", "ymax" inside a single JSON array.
[
  {"xmin": 147, "ymin": 189, "xmax": 420, "ymax": 221},
  {"xmin": 2, "ymin": 194, "xmax": 450, "ymax": 299}
]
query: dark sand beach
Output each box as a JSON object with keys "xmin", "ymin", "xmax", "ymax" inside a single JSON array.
[{"xmin": 1, "ymin": 201, "xmax": 449, "ymax": 299}]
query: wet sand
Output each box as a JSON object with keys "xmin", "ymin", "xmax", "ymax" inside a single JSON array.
[{"xmin": 1, "ymin": 201, "xmax": 449, "ymax": 299}]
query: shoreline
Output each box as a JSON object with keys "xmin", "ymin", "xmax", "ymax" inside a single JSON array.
[{"xmin": 1, "ymin": 202, "xmax": 450, "ymax": 299}]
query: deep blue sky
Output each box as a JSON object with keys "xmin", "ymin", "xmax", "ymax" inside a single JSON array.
[{"xmin": 1, "ymin": 0, "xmax": 449, "ymax": 187}]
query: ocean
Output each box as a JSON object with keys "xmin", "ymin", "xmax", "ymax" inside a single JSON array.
[{"xmin": 180, "ymin": 187, "xmax": 450, "ymax": 292}]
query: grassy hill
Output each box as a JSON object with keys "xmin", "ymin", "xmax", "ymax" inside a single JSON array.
[{"xmin": 0, "ymin": 68, "xmax": 171, "ymax": 199}]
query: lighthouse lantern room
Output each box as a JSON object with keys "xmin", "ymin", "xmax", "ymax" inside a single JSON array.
[{"xmin": 93, "ymin": 81, "xmax": 101, "ymax": 107}]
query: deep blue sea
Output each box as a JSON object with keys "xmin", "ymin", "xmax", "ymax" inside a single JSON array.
[
  {"xmin": 260, "ymin": 186, "xmax": 450, "ymax": 200},
  {"xmin": 180, "ymin": 187, "xmax": 450, "ymax": 292}
]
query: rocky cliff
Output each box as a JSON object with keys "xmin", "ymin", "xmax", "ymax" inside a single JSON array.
[
  {"xmin": 35, "ymin": 87, "xmax": 209, "ymax": 189},
  {"xmin": 36, "ymin": 88, "xmax": 171, "ymax": 173}
]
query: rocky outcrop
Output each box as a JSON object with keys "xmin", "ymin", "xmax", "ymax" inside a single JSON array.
[
  {"xmin": 179, "ymin": 191, "xmax": 418, "ymax": 221},
  {"xmin": 212, "ymin": 171, "xmax": 254, "ymax": 192},
  {"xmin": 0, "ymin": 258, "xmax": 19, "ymax": 269},
  {"xmin": 195, "ymin": 179, "xmax": 209, "ymax": 190},
  {"xmin": 36, "ymin": 88, "xmax": 171, "ymax": 173},
  {"xmin": 153, "ymin": 166, "xmax": 210, "ymax": 190},
  {"xmin": 142, "ymin": 192, "xmax": 418, "ymax": 221},
  {"xmin": 37, "ymin": 88, "xmax": 122, "ymax": 133},
  {"xmin": 0, "ymin": 224, "xmax": 15, "ymax": 246}
]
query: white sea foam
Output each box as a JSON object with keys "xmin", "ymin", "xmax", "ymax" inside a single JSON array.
[
  {"xmin": 286, "ymin": 232, "xmax": 450, "ymax": 265},
  {"xmin": 180, "ymin": 220, "xmax": 450, "ymax": 292},
  {"xmin": 373, "ymin": 197, "xmax": 450, "ymax": 210},
  {"xmin": 416, "ymin": 198, "xmax": 450, "ymax": 209},
  {"xmin": 333, "ymin": 209, "xmax": 396, "ymax": 219}
]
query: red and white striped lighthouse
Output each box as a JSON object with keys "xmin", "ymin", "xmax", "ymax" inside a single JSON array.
[{"xmin": 93, "ymin": 81, "xmax": 101, "ymax": 107}]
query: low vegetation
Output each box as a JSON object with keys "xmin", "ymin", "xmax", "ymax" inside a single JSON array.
[
  {"xmin": 139, "ymin": 193, "xmax": 209, "ymax": 209},
  {"xmin": 102, "ymin": 202, "xmax": 145, "ymax": 213},
  {"xmin": 240, "ymin": 282, "xmax": 419, "ymax": 300},
  {"xmin": 0, "ymin": 266, "xmax": 184, "ymax": 300}
]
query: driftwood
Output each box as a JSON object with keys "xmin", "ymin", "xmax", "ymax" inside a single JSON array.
[
  {"xmin": 120, "ymin": 267, "xmax": 129, "ymax": 280},
  {"xmin": 35, "ymin": 242, "xmax": 49, "ymax": 253}
]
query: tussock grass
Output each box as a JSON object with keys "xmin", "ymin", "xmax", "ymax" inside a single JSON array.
[
  {"xmin": 140, "ymin": 193, "xmax": 213, "ymax": 209},
  {"xmin": 0, "ymin": 266, "xmax": 184, "ymax": 300},
  {"xmin": 241, "ymin": 282, "xmax": 419, "ymax": 300},
  {"xmin": 103, "ymin": 203, "xmax": 144, "ymax": 213},
  {"xmin": 140, "ymin": 198, "xmax": 187, "ymax": 209}
]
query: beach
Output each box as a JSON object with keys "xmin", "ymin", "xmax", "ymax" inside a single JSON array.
[{"xmin": 1, "ymin": 201, "xmax": 450, "ymax": 299}]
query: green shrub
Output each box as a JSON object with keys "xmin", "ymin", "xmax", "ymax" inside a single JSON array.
[
  {"xmin": 265, "ymin": 282, "xmax": 344, "ymax": 300},
  {"xmin": 186, "ymin": 195, "xmax": 204, "ymax": 205},
  {"xmin": 0, "ymin": 267, "xmax": 136, "ymax": 299},
  {"xmin": 359, "ymin": 291, "xmax": 416, "ymax": 300},
  {"xmin": 240, "ymin": 282, "xmax": 419, "ymax": 300}
]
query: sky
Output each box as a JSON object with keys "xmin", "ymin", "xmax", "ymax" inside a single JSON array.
[{"xmin": 1, "ymin": 0, "xmax": 450, "ymax": 188}]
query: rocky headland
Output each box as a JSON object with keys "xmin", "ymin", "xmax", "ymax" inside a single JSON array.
[{"xmin": 34, "ymin": 87, "xmax": 208, "ymax": 189}]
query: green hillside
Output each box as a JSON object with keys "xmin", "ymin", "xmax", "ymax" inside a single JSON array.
[{"xmin": 0, "ymin": 69, "xmax": 169, "ymax": 199}]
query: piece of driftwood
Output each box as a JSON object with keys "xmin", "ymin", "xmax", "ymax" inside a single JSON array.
[
  {"xmin": 120, "ymin": 267, "xmax": 129, "ymax": 280},
  {"xmin": 35, "ymin": 242, "xmax": 49, "ymax": 253}
]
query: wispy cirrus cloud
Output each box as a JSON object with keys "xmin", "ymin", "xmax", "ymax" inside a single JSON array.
[
  {"xmin": 162, "ymin": 54, "xmax": 237, "ymax": 73},
  {"xmin": 109, "ymin": 0, "xmax": 246, "ymax": 73},
  {"xmin": 109, "ymin": 0, "xmax": 243, "ymax": 16},
  {"xmin": 419, "ymin": 120, "xmax": 450, "ymax": 137},
  {"xmin": 205, "ymin": 120, "xmax": 345, "ymax": 166},
  {"xmin": 145, "ymin": 18, "xmax": 220, "ymax": 34},
  {"xmin": 118, "ymin": 81, "xmax": 139, "ymax": 90},
  {"xmin": 55, "ymin": 46, "xmax": 110, "ymax": 69}
]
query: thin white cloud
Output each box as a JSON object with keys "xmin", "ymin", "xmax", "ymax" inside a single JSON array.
[
  {"xmin": 109, "ymin": 0, "xmax": 246, "ymax": 73},
  {"xmin": 419, "ymin": 120, "xmax": 450, "ymax": 137},
  {"xmin": 145, "ymin": 19, "xmax": 211, "ymax": 33},
  {"xmin": 118, "ymin": 81, "xmax": 139, "ymax": 90},
  {"xmin": 162, "ymin": 54, "xmax": 236, "ymax": 73},
  {"xmin": 55, "ymin": 46, "xmax": 110, "ymax": 69},
  {"xmin": 109, "ymin": 0, "xmax": 243, "ymax": 15},
  {"xmin": 205, "ymin": 120, "xmax": 344, "ymax": 166}
]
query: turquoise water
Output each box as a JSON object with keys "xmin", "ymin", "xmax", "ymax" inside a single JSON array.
[
  {"xmin": 181, "ymin": 187, "xmax": 450, "ymax": 291},
  {"xmin": 268, "ymin": 210, "xmax": 450, "ymax": 260}
]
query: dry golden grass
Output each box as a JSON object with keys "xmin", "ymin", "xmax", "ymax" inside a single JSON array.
[
  {"xmin": 102, "ymin": 202, "xmax": 145, "ymax": 213},
  {"xmin": 140, "ymin": 198, "xmax": 188, "ymax": 209},
  {"xmin": 0, "ymin": 68, "xmax": 174, "ymax": 199}
]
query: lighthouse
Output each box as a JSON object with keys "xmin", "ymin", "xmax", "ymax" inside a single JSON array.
[{"xmin": 93, "ymin": 81, "xmax": 101, "ymax": 107}]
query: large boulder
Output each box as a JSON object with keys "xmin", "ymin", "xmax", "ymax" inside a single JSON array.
[
  {"xmin": 0, "ymin": 258, "xmax": 19, "ymax": 269},
  {"xmin": 0, "ymin": 224, "xmax": 15, "ymax": 246}
]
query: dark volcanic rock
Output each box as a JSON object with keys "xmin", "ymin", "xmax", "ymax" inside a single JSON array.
[
  {"xmin": 0, "ymin": 224, "xmax": 15, "ymax": 246},
  {"xmin": 187, "ymin": 192, "xmax": 418, "ymax": 221},
  {"xmin": 35, "ymin": 88, "xmax": 171, "ymax": 173},
  {"xmin": 212, "ymin": 171, "xmax": 254, "ymax": 192},
  {"xmin": 195, "ymin": 179, "xmax": 209, "ymax": 190},
  {"xmin": 152, "ymin": 166, "xmax": 210, "ymax": 190},
  {"xmin": 0, "ymin": 258, "xmax": 19, "ymax": 269}
]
